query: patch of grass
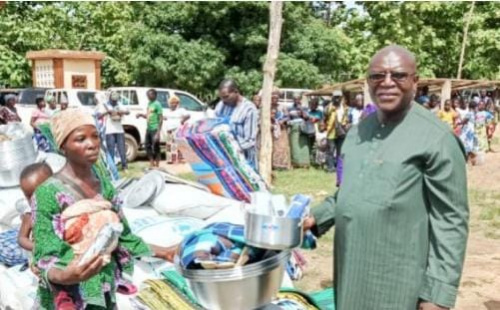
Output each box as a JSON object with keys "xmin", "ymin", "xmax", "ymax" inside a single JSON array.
[
  {"xmin": 123, "ymin": 161, "xmax": 150, "ymax": 179},
  {"xmin": 272, "ymin": 168, "xmax": 336, "ymax": 204}
]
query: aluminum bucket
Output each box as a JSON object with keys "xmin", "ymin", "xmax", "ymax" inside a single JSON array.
[{"xmin": 244, "ymin": 212, "xmax": 303, "ymax": 250}]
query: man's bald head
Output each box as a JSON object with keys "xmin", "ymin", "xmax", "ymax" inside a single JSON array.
[
  {"xmin": 218, "ymin": 79, "xmax": 241, "ymax": 106},
  {"xmin": 369, "ymin": 45, "xmax": 417, "ymax": 73},
  {"xmin": 367, "ymin": 45, "xmax": 419, "ymax": 121},
  {"xmin": 218, "ymin": 79, "xmax": 240, "ymax": 93}
]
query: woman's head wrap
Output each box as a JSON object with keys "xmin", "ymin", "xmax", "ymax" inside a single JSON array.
[
  {"xmin": 45, "ymin": 95, "xmax": 54, "ymax": 103},
  {"xmin": 169, "ymin": 95, "xmax": 180, "ymax": 105},
  {"xmin": 51, "ymin": 109, "xmax": 96, "ymax": 149}
]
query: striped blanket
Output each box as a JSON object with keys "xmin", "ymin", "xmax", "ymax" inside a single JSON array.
[{"xmin": 176, "ymin": 118, "xmax": 266, "ymax": 202}]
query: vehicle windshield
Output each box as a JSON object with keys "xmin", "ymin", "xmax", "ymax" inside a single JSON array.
[
  {"xmin": 175, "ymin": 92, "xmax": 204, "ymax": 112},
  {"xmin": 77, "ymin": 91, "xmax": 98, "ymax": 106},
  {"xmin": 18, "ymin": 89, "xmax": 46, "ymax": 105},
  {"xmin": 156, "ymin": 91, "xmax": 169, "ymax": 108}
]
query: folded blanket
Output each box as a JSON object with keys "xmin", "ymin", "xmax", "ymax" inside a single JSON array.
[
  {"xmin": 179, "ymin": 222, "xmax": 263, "ymax": 269},
  {"xmin": 62, "ymin": 199, "xmax": 120, "ymax": 256},
  {"xmin": 176, "ymin": 118, "xmax": 267, "ymax": 203},
  {"xmin": 135, "ymin": 279, "xmax": 202, "ymax": 310},
  {"xmin": 309, "ymin": 288, "xmax": 335, "ymax": 310},
  {"xmin": 0, "ymin": 228, "xmax": 27, "ymax": 267},
  {"xmin": 276, "ymin": 288, "xmax": 322, "ymax": 310},
  {"xmin": 213, "ymin": 130, "xmax": 264, "ymax": 191}
]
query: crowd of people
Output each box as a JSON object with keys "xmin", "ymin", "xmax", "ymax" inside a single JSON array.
[
  {"xmin": 249, "ymin": 88, "xmax": 377, "ymax": 186},
  {"xmin": 417, "ymin": 88, "xmax": 499, "ymax": 165},
  {"xmin": 244, "ymin": 85, "xmax": 499, "ymax": 182}
]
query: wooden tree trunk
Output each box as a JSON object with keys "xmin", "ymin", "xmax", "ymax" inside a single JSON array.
[
  {"xmin": 259, "ymin": 1, "xmax": 284, "ymax": 185},
  {"xmin": 457, "ymin": 1, "xmax": 475, "ymax": 79}
]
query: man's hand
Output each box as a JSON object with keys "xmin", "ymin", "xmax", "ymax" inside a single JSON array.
[
  {"xmin": 418, "ymin": 302, "xmax": 449, "ymax": 310},
  {"xmin": 303, "ymin": 215, "xmax": 316, "ymax": 231}
]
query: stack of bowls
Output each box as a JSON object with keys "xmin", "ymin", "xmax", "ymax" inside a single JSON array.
[{"xmin": 0, "ymin": 124, "xmax": 37, "ymax": 188}]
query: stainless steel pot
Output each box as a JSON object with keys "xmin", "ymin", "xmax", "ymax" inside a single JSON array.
[
  {"xmin": 244, "ymin": 212, "xmax": 303, "ymax": 250},
  {"xmin": 0, "ymin": 125, "xmax": 37, "ymax": 188},
  {"xmin": 177, "ymin": 251, "xmax": 290, "ymax": 310}
]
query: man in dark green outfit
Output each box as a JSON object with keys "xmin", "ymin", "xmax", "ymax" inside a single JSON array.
[
  {"xmin": 137, "ymin": 89, "xmax": 163, "ymax": 168},
  {"xmin": 304, "ymin": 45, "xmax": 469, "ymax": 310}
]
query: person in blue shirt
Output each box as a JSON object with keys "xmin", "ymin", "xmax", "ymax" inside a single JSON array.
[
  {"xmin": 416, "ymin": 86, "xmax": 430, "ymax": 105},
  {"xmin": 215, "ymin": 79, "xmax": 259, "ymax": 169},
  {"xmin": 304, "ymin": 97, "xmax": 324, "ymax": 165}
]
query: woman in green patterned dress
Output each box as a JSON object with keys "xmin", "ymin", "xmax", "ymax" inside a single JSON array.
[{"xmin": 31, "ymin": 109, "xmax": 176, "ymax": 309}]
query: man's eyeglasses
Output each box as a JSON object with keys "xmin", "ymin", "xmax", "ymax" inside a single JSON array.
[{"xmin": 368, "ymin": 72, "xmax": 416, "ymax": 83}]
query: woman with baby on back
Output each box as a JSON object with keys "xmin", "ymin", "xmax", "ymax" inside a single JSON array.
[{"xmin": 31, "ymin": 109, "xmax": 176, "ymax": 309}]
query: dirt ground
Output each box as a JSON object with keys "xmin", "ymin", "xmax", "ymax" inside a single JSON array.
[
  {"xmin": 457, "ymin": 148, "xmax": 500, "ymax": 310},
  {"xmin": 297, "ymin": 143, "xmax": 500, "ymax": 309}
]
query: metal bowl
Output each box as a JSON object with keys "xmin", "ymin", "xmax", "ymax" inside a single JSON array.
[
  {"xmin": 244, "ymin": 212, "xmax": 303, "ymax": 250},
  {"xmin": 177, "ymin": 251, "xmax": 290, "ymax": 310}
]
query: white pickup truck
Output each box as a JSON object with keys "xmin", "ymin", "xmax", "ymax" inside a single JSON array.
[
  {"xmin": 15, "ymin": 88, "xmax": 103, "ymax": 130},
  {"xmin": 108, "ymin": 87, "xmax": 208, "ymax": 161}
]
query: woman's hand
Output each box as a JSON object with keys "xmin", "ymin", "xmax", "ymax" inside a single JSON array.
[
  {"xmin": 30, "ymin": 264, "xmax": 41, "ymax": 278},
  {"xmin": 49, "ymin": 254, "xmax": 104, "ymax": 285}
]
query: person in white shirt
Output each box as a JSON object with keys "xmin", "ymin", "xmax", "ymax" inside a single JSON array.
[
  {"xmin": 164, "ymin": 95, "xmax": 190, "ymax": 164},
  {"xmin": 456, "ymin": 98, "xmax": 470, "ymax": 121},
  {"xmin": 97, "ymin": 91, "xmax": 130, "ymax": 170},
  {"xmin": 347, "ymin": 94, "xmax": 364, "ymax": 127},
  {"xmin": 44, "ymin": 95, "xmax": 58, "ymax": 117}
]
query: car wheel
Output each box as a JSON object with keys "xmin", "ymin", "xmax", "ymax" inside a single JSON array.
[{"xmin": 124, "ymin": 133, "xmax": 139, "ymax": 162}]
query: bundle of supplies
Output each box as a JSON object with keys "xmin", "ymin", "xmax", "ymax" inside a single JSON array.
[{"xmin": 176, "ymin": 118, "xmax": 266, "ymax": 202}]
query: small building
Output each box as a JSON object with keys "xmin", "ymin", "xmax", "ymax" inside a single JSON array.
[{"xmin": 26, "ymin": 49, "xmax": 106, "ymax": 90}]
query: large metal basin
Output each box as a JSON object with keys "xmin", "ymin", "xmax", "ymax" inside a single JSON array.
[{"xmin": 177, "ymin": 251, "xmax": 289, "ymax": 310}]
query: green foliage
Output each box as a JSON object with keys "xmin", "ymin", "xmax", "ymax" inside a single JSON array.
[
  {"xmin": 0, "ymin": 1, "xmax": 499, "ymax": 96},
  {"xmin": 345, "ymin": 1, "xmax": 500, "ymax": 79}
]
